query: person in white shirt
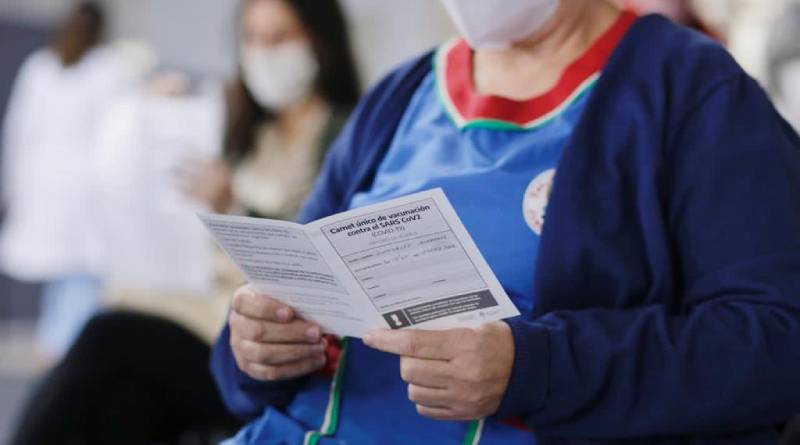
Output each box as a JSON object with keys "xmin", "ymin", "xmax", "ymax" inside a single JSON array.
[{"xmin": 0, "ymin": 2, "xmax": 125, "ymax": 360}]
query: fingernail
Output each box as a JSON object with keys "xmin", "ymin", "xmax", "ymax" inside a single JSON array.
[
  {"xmin": 318, "ymin": 355, "xmax": 327, "ymax": 366},
  {"xmin": 306, "ymin": 326, "xmax": 320, "ymax": 342},
  {"xmin": 276, "ymin": 307, "xmax": 292, "ymax": 321},
  {"xmin": 312, "ymin": 342, "xmax": 326, "ymax": 352}
]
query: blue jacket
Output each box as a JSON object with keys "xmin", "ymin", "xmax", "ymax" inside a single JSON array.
[{"xmin": 212, "ymin": 15, "xmax": 800, "ymax": 444}]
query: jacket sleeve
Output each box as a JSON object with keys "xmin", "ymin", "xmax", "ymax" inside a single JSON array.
[{"xmin": 496, "ymin": 74, "xmax": 800, "ymax": 438}]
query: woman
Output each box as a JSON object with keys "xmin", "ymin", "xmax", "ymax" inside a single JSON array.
[
  {"xmin": 0, "ymin": 2, "xmax": 122, "ymax": 360},
  {"xmin": 177, "ymin": 0, "xmax": 359, "ymax": 220},
  {"xmin": 214, "ymin": 0, "xmax": 800, "ymax": 444},
  {"xmin": 9, "ymin": 1, "xmax": 359, "ymax": 444}
]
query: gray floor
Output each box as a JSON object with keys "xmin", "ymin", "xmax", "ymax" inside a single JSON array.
[
  {"xmin": 0, "ymin": 320, "xmax": 39, "ymax": 445},
  {"xmin": 0, "ymin": 375, "xmax": 33, "ymax": 445}
]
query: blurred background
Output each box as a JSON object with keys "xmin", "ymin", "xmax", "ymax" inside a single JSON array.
[{"xmin": 0, "ymin": 0, "xmax": 798, "ymax": 443}]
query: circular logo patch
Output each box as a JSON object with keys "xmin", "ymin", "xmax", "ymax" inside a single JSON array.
[{"xmin": 523, "ymin": 169, "xmax": 556, "ymax": 236}]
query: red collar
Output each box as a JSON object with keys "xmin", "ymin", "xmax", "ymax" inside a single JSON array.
[{"xmin": 436, "ymin": 11, "xmax": 638, "ymax": 130}]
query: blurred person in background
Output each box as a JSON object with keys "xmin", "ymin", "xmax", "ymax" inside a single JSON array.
[
  {"xmin": 214, "ymin": 0, "xmax": 800, "ymax": 443},
  {"xmin": 91, "ymin": 66, "xmax": 227, "ymax": 340},
  {"xmin": 0, "ymin": 2, "xmax": 123, "ymax": 362},
  {"xmin": 9, "ymin": 0, "xmax": 360, "ymax": 444}
]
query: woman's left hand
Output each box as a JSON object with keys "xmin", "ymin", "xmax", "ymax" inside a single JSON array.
[
  {"xmin": 364, "ymin": 321, "xmax": 515, "ymax": 421},
  {"xmin": 175, "ymin": 157, "xmax": 234, "ymax": 213}
]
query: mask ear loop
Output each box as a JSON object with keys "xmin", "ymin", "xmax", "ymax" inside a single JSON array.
[{"xmin": 303, "ymin": 337, "xmax": 350, "ymax": 445}]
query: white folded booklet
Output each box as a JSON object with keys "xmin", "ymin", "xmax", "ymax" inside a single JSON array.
[{"xmin": 199, "ymin": 188, "xmax": 519, "ymax": 338}]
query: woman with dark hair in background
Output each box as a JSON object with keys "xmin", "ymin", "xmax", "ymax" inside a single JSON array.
[
  {"xmin": 177, "ymin": 0, "xmax": 359, "ymax": 220},
  {"xmin": 9, "ymin": 1, "xmax": 359, "ymax": 444},
  {"xmin": 0, "ymin": 2, "xmax": 123, "ymax": 361}
]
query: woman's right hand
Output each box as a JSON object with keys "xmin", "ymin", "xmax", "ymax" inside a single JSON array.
[{"xmin": 229, "ymin": 285, "xmax": 328, "ymax": 381}]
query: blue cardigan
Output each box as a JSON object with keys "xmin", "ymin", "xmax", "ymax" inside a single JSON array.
[{"xmin": 212, "ymin": 15, "xmax": 800, "ymax": 443}]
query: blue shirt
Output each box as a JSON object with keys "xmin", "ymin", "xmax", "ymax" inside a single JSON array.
[{"xmin": 349, "ymin": 69, "xmax": 595, "ymax": 318}]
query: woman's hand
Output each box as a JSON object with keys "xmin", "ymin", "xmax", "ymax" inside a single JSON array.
[
  {"xmin": 175, "ymin": 157, "xmax": 234, "ymax": 213},
  {"xmin": 364, "ymin": 321, "xmax": 515, "ymax": 421},
  {"xmin": 229, "ymin": 285, "xmax": 327, "ymax": 381}
]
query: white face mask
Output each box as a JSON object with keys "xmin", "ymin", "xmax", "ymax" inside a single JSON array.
[
  {"xmin": 440, "ymin": 0, "xmax": 561, "ymax": 50},
  {"xmin": 241, "ymin": 41, "xmax": 319, "ymax": 110}
]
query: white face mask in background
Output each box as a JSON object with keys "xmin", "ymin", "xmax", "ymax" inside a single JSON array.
[
  {"xmin": 241, "ymin": 41, "xmax": 319, "ymax": 111},
  {"xmin": 440, "ymin": 0, "xmax": 561, "ymax": 50}
]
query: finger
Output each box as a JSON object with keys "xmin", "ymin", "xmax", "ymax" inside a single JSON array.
[
  {"xmin": 230, "ymin": 312, "xmax": 322, "ymax": 343},
  {"xmin": 399, "ymin": 357, "xmax": 450, "ymax": 388},
  {"xmin": 414, "ymin": 404, "xmax": 460, "ymax": 421},
  {"xmin": 239, "ymin": 338, "xmax": 326, "ymax": 365},
  {"xmin": 364, "ymin": 329, "xmax": 455, "ymax": 360},
  {"xmin": 230, "ymin": 339, "xmax": 249, "ymax": 373},
  {"xmin": 244, "ymin": 354, "xmax": 327, "ymax": 381},
  {"xmin": 407, "ymin": 384, "xmax": 453, "ymax": 408},
  {"xmin": 232, "ymin": 288, "xmax": 294, "ymax": 322}
]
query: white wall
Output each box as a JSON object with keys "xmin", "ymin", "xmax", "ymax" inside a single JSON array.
[
  {"xmin": 0, "ymin": 0, "xmax": 454, "ymax": 86},
  {"xmin": 340, "ymin": 0, "xmax": 454, "ymax": 86},
  {"xmin": 0, "ymin": 0, "xmax": 71, "ymax": 24}
]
